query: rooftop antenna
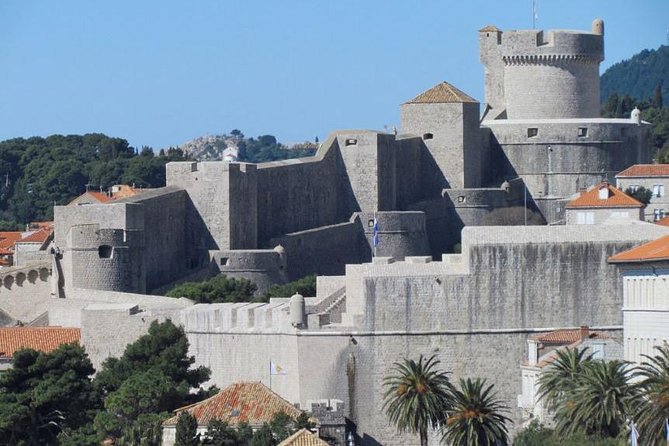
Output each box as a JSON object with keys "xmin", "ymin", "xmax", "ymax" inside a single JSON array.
[{"xmin": 532, "ymin": 0, "xmax": 538, "ymax": 29}]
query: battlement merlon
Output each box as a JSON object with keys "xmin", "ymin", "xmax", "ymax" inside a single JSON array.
[{"xmin": 500, "ymin": 29, "xmax": 603, "ymax": 63}]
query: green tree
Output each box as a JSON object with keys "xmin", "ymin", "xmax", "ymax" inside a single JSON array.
[
  {"xmin": 204, "ymin": 420, "xmax": 238, "ymax": 445},
  {"xmin": 624, "ymin": 186, "xmax": 653, "ymax": 205},
  {"xmin": 441, "ymin": 377, "xmax": 510, "ymax": 446},
  {"xmin": 236, "ymin": 422, "xmax": 253, "ymax": 446},
  {"xmin": 166, "ymin": 275, "xmax": 258, "ymax": 304},
  {"xmin": 269, "ymin": 411, "xmax": 295, "ymax": 442},
  {"xmin": 382, "ymin": 354, "xmax": 452, "ymax": 446},
  {"xmin": 634, "ymin": 343, "xmax": 669, "ymax": 444},
  {"xmin": 556, "ymin": 360, "xmax": 636, "ymax": 439},
  {"xmin": 176, "ymin": 411, "xmax": 200, "ymax": 446},
  {"xmin": 513, "ymin": 421, "xmax": 625, "ymax": 446},
  {"xmin": 264, "ymin": 275, "xmax": 317, "ymax": 300},
  {"xmin": 93, "ymin": 320, "xmax": 210, "ymax": 441},
  {"xmin": 251, "ymin": 424, "xmax": 274, "ymax": 446},
  {"xmin": 0, "ymin": 343, "xmax": 101, "ymax": 445},
  {"xmin": 537, "ymin": 347, "xmax": 593, "ymax": 413}
]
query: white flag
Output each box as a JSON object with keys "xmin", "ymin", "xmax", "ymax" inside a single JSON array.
[{"xmin": 270, "ymin": 361, "xmax": 287, "ymax": 375}]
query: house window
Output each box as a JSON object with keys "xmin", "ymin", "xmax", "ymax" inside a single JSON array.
[
  {"xmin": 576, "ymin": 212, "xmax": 594, "ymax": 225},
  {"xmin": 368, "ymin": 219, "xmax": 375, "ymax": 228},
  {"xmin": 527, "ymin": 128, "xmax": 538, "ymax": 138},
  {"xmin": 654, "ymin": 209, "xmax": 666, "ymax": 221},
  {"xmin": 611, "ymin": 211, "xmax": 629, "ymax": 219},
  {"xmin": 592, "ymin": 343, "xmax": 605, "ymax": 360},
  {"xmin": 345, "ymin": 138, "xmax": 357, "ymax": 146},
  {"xmin": 457, "ymin": 196, "xmax": 466, "ymax": 203},
  {"xmin": 98, "ymin": 245, "xmax": 113, "ymax": 259},
  {"xmin": 653, "ymin": 185, "xmax": 665, "ymax": 197},
  {"xmin": 423, "ymin": 133, "xmax": 434, "ymax": 140},
  {"xmin": 220, "ymin": 257, "xmax": 229, "ymax": 266},
  {"xmin": 598, "ymin": 187, "xmax": 609, "ymax": 200},
  {"xmin": 629, "ymin": 184, "xmax": 640, "ymax": 192},
  {"xmin": 577, "ymin": 127, "xmax": 588, "ymax": 137}
]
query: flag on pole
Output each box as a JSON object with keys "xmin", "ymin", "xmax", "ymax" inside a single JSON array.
[
  {"xmin": 372, "ymin": 217, "xmax": 380, "ymax": 248},
  {"xmin": 270, "ymin": 361, "xmax": 287, "ymax": 375},
  {"xmin": 630, "ymin": 420, "xmax": 639, "ymax": 446}
]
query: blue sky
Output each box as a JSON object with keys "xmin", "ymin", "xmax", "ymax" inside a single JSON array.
[{"xmin": 0, "ymin": 1, "xmax": 667, "ymax": 149}]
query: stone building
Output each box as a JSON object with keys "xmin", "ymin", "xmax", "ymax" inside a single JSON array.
[
  {"xmin": 616, "ymin": 164, "xmax": 669, "ymax": 221},
  {"xmin": 608, "ymin": 235, "xmax": 669, "ymax": 367},
  {"xmin": 1, "ymin": 18, "xmax": 665, "ymax": 446},
  {"xmin": 565, "ymin": 181, "xmax": 643, "ymax": 225}
]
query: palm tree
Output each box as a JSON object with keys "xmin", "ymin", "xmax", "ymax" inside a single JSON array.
[
  {"xmin": 634, "ymin": 343, "xmax": 669, "ymax": 444},
  {"xmin": 556, "ymin": 360, "xmax": 637, "ymax": 439},
  {"xmin": 382, "ymin": 354, "xmax": 451, "ymax": 446},
  {"xmin": 537, "ymin": 347, "xmax": 593, "ymax": 412},
  {"xmin": 441, "ymin": 378, "xmax": 510, "ymax": 446}
]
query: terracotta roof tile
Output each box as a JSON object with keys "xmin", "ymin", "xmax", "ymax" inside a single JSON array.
[
  {"xmin": 608, "ymin": 235, "xmax": 669, "ymax": 263},
  {"xmin": 530, "ymin": 328, "xmax": 608, "ymax": 344},
  {"xmin": 656, "ymin": 216, "xmax": 669, "ymax": 227},
  {"xmin": 18, "ymin": 228, "xmax": 52, "ymax": 244},
  {"xmin": 404, "ymin": 81, "xmax": 478, "ymax": 104},
  {"xmin": 616, "ymin": 164, "xmax": 669, "ymax": 178},
  {"xmin": 68, "ymin": 191, "xmax": 111, "ymax": 205},
  {"xmin": 0, "ymin": 327, "xmax": 81, "ymax": 359},
  {"xmin": 164, "ymin": 382, "xmax": 309, "ymax": 427},
  {"xmin": 278, "ymin": 429, "xmax": 329, "ymax": 446},
  {"xmin": 565, "ymin": 182, "xmax": 643, "ymax": 209}
]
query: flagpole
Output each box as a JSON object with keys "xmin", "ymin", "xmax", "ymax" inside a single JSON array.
[{"xmin": 269, "ymin": 360, "xmax": 272, "ymax": 390}]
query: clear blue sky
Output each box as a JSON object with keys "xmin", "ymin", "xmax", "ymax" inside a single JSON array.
[{"xmin": 0, "ymin": 1, "xmax": 667, "ymax": 149}]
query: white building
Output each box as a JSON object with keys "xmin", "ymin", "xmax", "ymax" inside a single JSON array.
[
  {"xmin": 517, "ymin": 327, "xmax": 622, "ymax": 426},
  {"xmin": 608, "ymin": 235, "xmax": 669, "ymax": 366}
]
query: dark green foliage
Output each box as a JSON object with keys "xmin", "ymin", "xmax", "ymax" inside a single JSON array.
[
  {"xmin": 294, "ymin": 412, "xmax": 316, "ymax": 431},
  {"xmin": 93, "ymin": 320, "xmax": 210, "ymax": 442},
  {"xmin": 265, "ymin": 275, "xmax": 317, "ymax": 300},
  {"xmin": 0, "ymin": 134, "xmax": 188, "ymax": 223},
  {"xmin": 513, "ymin": 421, "xmax": 625, "ymax": 446},
  {"xmin": 238, "ymin": 135, "xmax": 315, "ymax": 164},
  {"xmin": 0, "ymin": 343, "xmax": 101, "ymax": 445},
  {"xmin": 624, "ymin": 186, "xmax": 652, "ymax": 205},
  {"xmin": 166, "ymin": 275, "xmax": 258, "ymax": 304},
  {"xmin": 633, "ymin": 344, "xmax": 669, "ymax": 445},
  {"xmin": 250, "ymin": 424, "xmax": 274, "ymax": 446},
  {"xmin": 383, "ymin": 354, "xmax": 452, "ymax": 446},
  {"xmin": 236, "ymin": 422, "xmax": 253, "ymax": 446},
  {"xmin": 0, "ymin": 220, "xmax": 22, "ymax": 231},
  {"xmin": 175, "ymin": 411, "xmax": 200, "ymax": 446},
  {"xmin": 600, "ymin": 45, "xmax": 669, "ymax": 105},
  {"xmin": 268, "ymin": 411, "xmax": 294, "ymax": 443},
  {"xmin": 203, "ymin": 420, "xmax": 239, "ymax": 445},
  {"xmin": 441, "ymin": 378, "xmax": 510, "ymax": 446}
]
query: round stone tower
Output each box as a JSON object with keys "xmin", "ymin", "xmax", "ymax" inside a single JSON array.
[{"xmin": 500, "ymin": 21, "xmax": 604, "ymax": 119}]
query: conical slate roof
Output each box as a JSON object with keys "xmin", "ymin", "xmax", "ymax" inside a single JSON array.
[{"xmin": 404, "ymin": 81, "xmax": 478, "ymax": 104}]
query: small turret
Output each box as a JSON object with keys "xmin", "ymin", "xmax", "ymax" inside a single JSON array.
[
  {"xmin": 290, "ymin": 292, "xmax": 306, "ymax": 328},
  {"xmin": 592, "ymin": 18, "xmax": 604, "ymax": 36},
  {"xmin": 631, "ymin": 106, "xmax": 641, "ymax": 125}
]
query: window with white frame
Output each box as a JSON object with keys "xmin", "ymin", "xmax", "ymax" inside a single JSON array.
[
  {"xmin": 653, "ymin": 184, "xmax": 665, "ymax": 197},
  {"xmin": 576, "ymin": 212, "xmax": 594, "ymax": 225},
  {"xmin": 654, "ymin": 209, "xmax": 666, "ymax": 221}
]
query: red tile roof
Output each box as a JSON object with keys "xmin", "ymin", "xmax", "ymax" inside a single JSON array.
[
  {"xmin": 164, "ymin": 382, "xmax": 310, "ymax": 427},
  {"xmin": 608, "ymin": 235, "xmax": 669, "ymax": 264},
  {"xmin": 530, "ymin": 327, "xmax": 609, "ymax": 344},
  {"xmin": 657, "ymin": 217, "xmax": 669, "ymax": 227},
  {"xmin": 278, "ymin": 429, "xmax": 329, "ymax": 446},
  {"xmin": 566, "ymin": 182, "xmax": 643, "ymax": 209},
  {"xmin": 0, "ymin": 327, "xmax": 81, "ymax": 359},
  {"xmin": 17, "ymin": 228, "xmax": 52, "ymax": 244},
  {"xmin": 616, "ymin": 164, "xmax": 669, "ymax": 178},
  {"xmin": 68, "ymin": 191, "xmax": 112, "ymax": 205}
]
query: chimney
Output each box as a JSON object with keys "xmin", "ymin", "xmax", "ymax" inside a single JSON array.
[{"xmin": 580, "ymin": 326, "xmax": 589, "ymax": 340}]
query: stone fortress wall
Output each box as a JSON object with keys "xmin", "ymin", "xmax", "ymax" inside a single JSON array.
[{"xmin": 6, "ymin": 18, "xmax": 659, "ymax": 446}]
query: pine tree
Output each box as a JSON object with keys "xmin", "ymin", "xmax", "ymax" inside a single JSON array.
[{"xmin": 175, "ymin": 411, "xmax": 199, "ymax": 446}]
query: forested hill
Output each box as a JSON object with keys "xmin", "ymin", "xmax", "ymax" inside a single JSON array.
[
  {"xmin": 600, "ymin": 45, "xmax": 669, "ymax": 105},
  {"xmin": 0, "ymin": 134, "xmax": 187, "ymax": 225}
]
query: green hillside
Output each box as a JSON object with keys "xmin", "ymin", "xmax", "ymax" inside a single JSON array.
[{"xmin": 600, "ymin": 45, "xmax": 669, "ymax": 105}]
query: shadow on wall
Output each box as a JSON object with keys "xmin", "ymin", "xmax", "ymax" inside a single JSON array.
[
  {"xmin": 421, "ymin": 142, "xmax": 451, "ymax": 198},
  {"xmin": 185, "ymin": 195, "xmax": 217, "ymax": 270}
]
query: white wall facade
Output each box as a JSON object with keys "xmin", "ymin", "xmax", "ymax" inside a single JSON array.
[{"xmin": 621, "ymin": 266, "xmax": 669, "ymax": 366}]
